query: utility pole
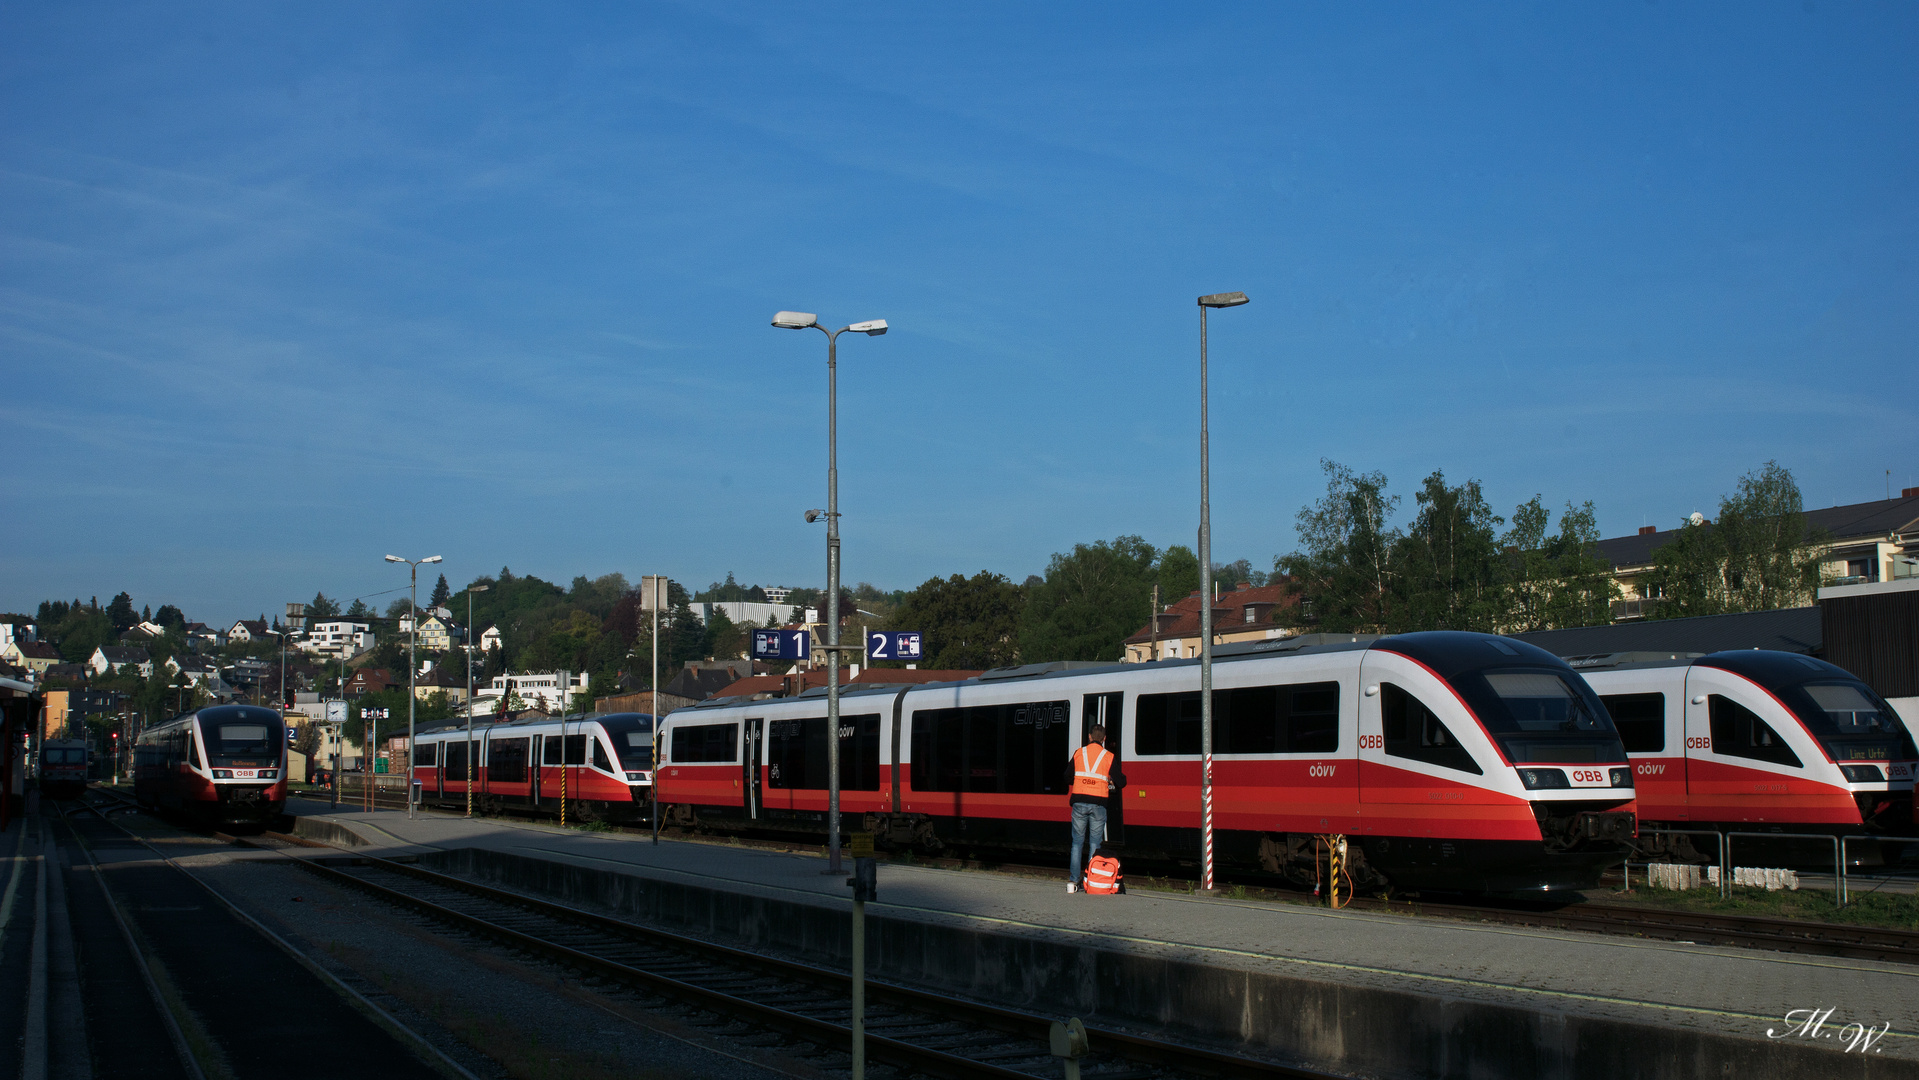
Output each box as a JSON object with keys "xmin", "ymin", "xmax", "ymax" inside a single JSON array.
[{"xmin": 1196, "ymin": 290, "xmax": 1248, "ymax": 894}]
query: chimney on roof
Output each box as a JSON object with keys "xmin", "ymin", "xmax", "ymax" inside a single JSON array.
[
  {"xmin": 1638, "ymin": 525, "xmax": 1657, "ymax": 536},
  {"xmin": 1905, "ymin": 487, "xmax": 1918, "ymax": 498}
]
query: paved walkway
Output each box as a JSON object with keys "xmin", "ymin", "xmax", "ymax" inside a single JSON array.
[{"xmin": 286, "ymin": 797, "xmax": 1919, "ymax": 1061}]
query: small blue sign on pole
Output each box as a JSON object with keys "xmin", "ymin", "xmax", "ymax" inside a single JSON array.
[
  {"xmin": 752, "ymin": 628, "xmax": 813, "ymax": 661},
  {"xmin": 866, "ymin": 631, "xmax": 923, "ymax": 661}
]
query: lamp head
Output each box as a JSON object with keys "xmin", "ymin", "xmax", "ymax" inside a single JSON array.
[
  {"xmin": 804, "ymin": 509, "xmax": 824, "ymax": 524},
  {"xmin": 385, "ymin": 555, "xmax": 404, "ymax": 563},
  {"xmin": 423, "ymin": 555, "xmax": 442, "ymax": 564},
  {"xmin": 848, "ymin": 319, "xmax": 888, "ymax": 336},
  {"xmin": 772, "ymin": 311, "xmax": 819, "ymax": 329},
  {"xmin": 1198, "ymin": 291, "xmax": 1249, "ymax": 308},
  {"xmin": 471, "ymin": 585, "xmax": 490, "ymax": 594}
]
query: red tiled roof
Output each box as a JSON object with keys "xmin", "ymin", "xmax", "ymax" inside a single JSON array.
[{"xmin": 1122, "ymin": 581, "xmax": 1297, "ymax": 645}]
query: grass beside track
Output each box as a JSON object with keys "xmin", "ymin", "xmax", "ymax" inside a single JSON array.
[{"xmin": 1595, "ymin": 881, "xmax": 1919, "ymax": 929}]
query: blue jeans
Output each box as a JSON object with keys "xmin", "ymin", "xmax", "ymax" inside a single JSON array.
[{"xmin": 1069, "ymin": 801, "xmax": 1107, "ymax": 885}]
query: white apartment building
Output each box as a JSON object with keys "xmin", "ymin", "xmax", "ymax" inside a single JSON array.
[
  {"xmin": 301, "ymin": 619, "xmax": 375, "ymax": 660},
  {"xmin": 472, "ymin": 670, "xmax": 589, "ymax": 716}
]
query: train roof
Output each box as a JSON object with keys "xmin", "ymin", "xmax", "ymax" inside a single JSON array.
[
  {"xmin": 668, "ymin": 632, "xmax": 1588, "ymax": 720},
  {"xmin": 410, "ymin": 711, "xmax": 656, "ymax": 738}
]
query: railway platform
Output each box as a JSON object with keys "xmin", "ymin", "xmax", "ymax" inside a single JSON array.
[{"xmin": 282, "ymin": 797, "xmax": 1919, "ymax": 1079}]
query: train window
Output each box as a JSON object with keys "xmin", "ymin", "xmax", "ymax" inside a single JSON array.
[
  {"xmin": 187, "ymin": 732, "xmax": 202, "ymax": 769},
  {"xmin": 1468, "ymin": 670, "xmax": 1624, "ymax": 764},
  {"xmin": 1381, "ymin": 684, "xmax": 1482, "ymax": 774},
  {"xmin": 206, "ymin": 722, "xmax": 277, "ymax": 764},
  {"xmin": 1602, "ymin": 694, "xmax": 1666, "ymax": 753},
  {"xmin": 445, "ymin": 740, "xmax": 470, "ymax": 781},
  {"xmin": 413, "ymin": 741, "xmax": 437, "ymax": 767},
  {"xmin": 616, "ymin": 732, "xmax": 654, "ymax": 771},
  {"xmin": 593, "ymin": 739, "xmax": 613, "ymax": 772},
  {"xmin": 1135, "ymin": 683, "xmax": 1340, "ymax": 756},
  {"xmin": 1708, "ymin": 696, "xmax": 1802, "ymax": 768},
  {"xmin": 767, "ymin": 715, "xmax": 881, "ymax": 791},
  {"xmin": 488, "ymin": 738, "xmax": 530, "ymax": 782},
  {"xmin": 909, "ymin": 701, "xmax": 1069, "ymax": 794},
  {"xmin": 543, "ymin": 735, "xmax": 589, "ymax": 766},
  {"xmin": 671, "ymin": 723, "xmax": 738, "ymax": 764}
]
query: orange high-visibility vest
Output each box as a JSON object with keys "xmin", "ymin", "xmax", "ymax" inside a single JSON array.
[
  {"xmin": 1084, "ymin": 853, "xmax": 1121, "ymax": 894},
  {"xmin": 1071, "ymin": 744, "xmax": 1113, "ymax": 799}
]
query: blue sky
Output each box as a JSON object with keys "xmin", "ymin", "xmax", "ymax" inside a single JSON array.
[{"xmin": 3, "ymin": 3, "xmax": 1915, "ymax": 625}]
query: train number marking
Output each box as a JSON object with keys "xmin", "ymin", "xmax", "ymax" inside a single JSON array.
[
  {"xmin": 1358, "ymin": 734, "xmax": 1384, "ymax": 750},
  {"xmin": 1308, "ymin": 763, "xmax": 1337, "ymax": 777},
  {"xmin": 1426, "ymin": 790, "xmax": 1463, "ymax": 800},
  {"xmin": 1686, "ymin": 737, "xmax": 1712, "ymax": 750}
]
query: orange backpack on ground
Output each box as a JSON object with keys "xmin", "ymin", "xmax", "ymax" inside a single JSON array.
[{"xmin": 1084, "ymin": 851, "xmax": 1122, "ymax": 894}]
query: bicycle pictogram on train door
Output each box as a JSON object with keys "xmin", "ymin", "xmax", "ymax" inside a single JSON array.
[
  {"xmin": 1082, "ymin": 692, "xmax": 1124, "ymax": 844},
  {"xmin": 743, "ymin": 718, "xmax": 763, "ymax": 819}
]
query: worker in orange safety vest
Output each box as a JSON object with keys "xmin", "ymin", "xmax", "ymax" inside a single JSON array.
[
  {"xmin": 1065, "ymin": 724, "xmax": 1124, "ymax": 893},
  {"xmin": 1083, "ymin": 846, "xmax": 1123, "ymax": 894}
]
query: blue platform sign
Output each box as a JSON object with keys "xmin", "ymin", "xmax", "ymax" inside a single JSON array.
[
  {"xmin": 752, "ymin": 628, "xmax": 812, "ymax": 661},
  {"xmin": 867, "ymin": 631, "xmax": 923, "ymax": 661}
]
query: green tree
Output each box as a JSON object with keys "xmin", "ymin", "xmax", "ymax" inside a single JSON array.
[
  {"xmin": 706, "ymin": 607, "xmax": 745, "ymax": 660},
  {"xmin": 1500, "ymin": 497, "xmax": 1618, "ymax": 632},
  {"xmin": 153, "ymin": 604, "xmax": 186, "ymax": 630},
  {"xmin": 1277, "ymin": 460, "xmax": 1401, "ymax": 633},
  {"xmin": 1019, "ymin": 536, "xmax": 1160, "ymax": 662},
  {"xmin": 345, "ymin": 598, "xmax": 371, "ymax": 618},
  {"xmin": 1391, "ymin": 470, "xmax": 1505, "ymax": 632},
  {"xmin": 428, "ymin": 574, "xmax": 451, "ymax": 609},
  {"xmin": 1646, "ymin": 461, "xmax": 1826, "ymax": 618},
  {"xmin": 308, "ymin": 592, "xmax": 341, "ymax": 619},
  {"xmin": 1156, "ymin": 545, "xmax": 1200, "ymax": 603},
  {"xmin": 106, "ymin": 592, "xmax": 137, "ymax": 631},
  {"xmin": 899, "ymin": 572, "xmax": 1025, "ymax": 669}
]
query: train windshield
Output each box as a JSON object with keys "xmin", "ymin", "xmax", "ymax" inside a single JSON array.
[
  {"xmin": 43, "ymin": 748, "xmax": 84, "ymax": 764},
  {"xmin": 615, "ymin": 731, "xmax": 654, "ymax": 770},
  {"xmin": 1461, "ymin": 669, "xmax": 1627, "ymax": 764},
  {"xmin": 1775, "ymin": 681, "xmax": 1916, "ymax": 762},
  {"xmin": 206, "ymin": 721, "xmax": 280, "ymax": 764}
]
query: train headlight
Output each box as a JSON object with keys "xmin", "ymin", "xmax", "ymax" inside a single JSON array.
[
  {"xmin": 626, "ymin": 771, "xmax": 649, "ymax": 783},
  {"xmin": 1610, "ymin": 768, "xmax": 1631, "ymax": 787},
  {"xmin": 212, "ymin": 769, "xmax": 233, "ymax": 779},
  {"xmin": 258, "ymin": 769, "xmax": 278, "ymax": 780},
  {"xmin": 1518, "ymin": 768, "xmax": 1569, "ymax": 790},
  {"xmin": 1841, "ymin": 764, "xmax": 1886, "ymax": 783}
]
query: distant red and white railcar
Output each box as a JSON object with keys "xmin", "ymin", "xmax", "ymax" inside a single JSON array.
[
  {"xmin": 408, "ymin": 712, "xmax": 655, "ymax": 820},
  {"xmin": 134, "ymin": 704, "xmax": 288, "ymax": 824},
  {"xmin": 657, "ymin": 632, "xmax": 1639, "ymax": 893}
]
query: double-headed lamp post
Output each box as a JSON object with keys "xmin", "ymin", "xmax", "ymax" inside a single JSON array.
[
  {"xmin": 772, "ymin": 310, "xmax": 887, "ymax": 875},
  {"xmin": 385, "ymin": 554, "xmax": 442, "ymax": 820},
  {"xmin": 1197, "ymin": 290, "xmax": 1248, "ymax": 894}
]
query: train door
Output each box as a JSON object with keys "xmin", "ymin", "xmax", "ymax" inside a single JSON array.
[
  {"xmin": 434, "ymin": 741, "xmax": 444, "ymax": 796},
  {"xmin": 530, "ymin": 734, "xmax": 543, "ymax": 806},
  {"xmin": 1683, "ymin": 666, "xmax": 1812, "ymax": 825},
  {"xmin": 743, "ymin": 719, "xmax": 763, "ymax": 819},
  {"xmin": 1082, "ymin": 692, "xmax": 1124, "ymax": 843}
]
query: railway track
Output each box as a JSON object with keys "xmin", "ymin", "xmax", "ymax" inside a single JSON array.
[{"xmin": 287, "ymin": 850, "xmax": 1332, "ymax": 1080}]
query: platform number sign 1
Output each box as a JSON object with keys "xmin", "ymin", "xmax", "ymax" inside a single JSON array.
[
  {"xmin": 867, "ymin": 631, "xmax": 923, "ymax": 661},
  {"xmin": 753, "ymin": 628, "xmax": 812, "ymax": 661}
]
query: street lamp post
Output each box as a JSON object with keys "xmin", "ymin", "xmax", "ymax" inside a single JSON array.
[
  {"xmin": 1196, "ymin": 290, "xmax": 1247, "ymax": 894},
  {"xmin": 385, "ymin": 554, "xmax": 443, "ymax": 820},
  {"xmin": 772, "ymin": 310, "xmax": 887, "ymax": 875},
  {"xmin": 466, "ymin": 584, "xmax": 489, "ymax": 818}
]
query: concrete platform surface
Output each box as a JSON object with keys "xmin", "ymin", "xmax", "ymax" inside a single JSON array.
[{"xmin": 284, "ymin": 798, "xmax": 1919, "ymax": 1073}]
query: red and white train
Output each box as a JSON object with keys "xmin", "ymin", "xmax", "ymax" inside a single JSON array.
[
  {"xmin": 1568, "ymin": 650, "xmax": 1915, "ymax": 857},
  {"xmin": 37, "ymin": 738, "xmax": 90, "ymax": 800},
  {"xmin": 655, "ymin": 632, "xmax": 1640, "ymax": 893},
  {"xmin": 134, "ymin": 705, "xmax": 289, "ymax": 824},
  {"xmin": 407, "ymin": 712, "xmax": 656, "ymax": 818}
]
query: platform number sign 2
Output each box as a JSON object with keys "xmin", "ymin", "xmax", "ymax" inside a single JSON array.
[
  {"xmin": 867, "ymin": 631, "xmax": 923, "ymax": 661},
  {"xmin": 753, "ymin": 629, "xmax": 812, "ymax": 661}
]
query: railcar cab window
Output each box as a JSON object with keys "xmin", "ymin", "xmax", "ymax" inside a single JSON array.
[
  {"xmin": 672, "ymin": 723, "xmax": 737, "ymax": 764},
  {"xmin": 1458, "ymin": 670, "xmax": 1625, "ymax": 765},
  {"xmin": 1708, "ymin": 696, "xmax": 1802, "ymax": 768},
  {"xmin": 1380, "ymin": 683, "xmax": 1481, "ymax": 774},
  {"xmin": 202, "ymin": 708, "xmax": 284, "ymax": 765},
  {"xmin": 769, "ymin": 714, "xmax": 880, "ymax": 791},
  {"xmin": 599, "ymin": 715, "xmax": 656, "ymax": 771},
  {"xmin": 911, "ymin": 700, "xmax": 1069, "ymax": 794},
  {"xmin": 1135, "ymin": 683, "xmax": 1340, "ymax": 756},
  {"xmin": 1601, "ymin": 693, "xmax": 1666, "ymax": 754},
  {"xmin": 1781, "ymin": 682, "xmax": 1917, "ymax": 763}
]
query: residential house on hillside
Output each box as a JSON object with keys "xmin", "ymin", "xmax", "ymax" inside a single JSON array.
[
  {"xmin": 343, "ymin": 668, "xmax": 400, "ymax": 697},
  {"xmin": 474, "ymin": 671, "xmax": 588, "ymax": 716},
  {"xmin": 1122, "ymin": 582, "xmax": 1300, "ymax": 663},
  {"xmin": 44, "ymin": 663, "xmax": 86, "ymax": 683},
  {"xmin": 166, "ymin": 655, "xmax": 232, "ymax": 698},
  {"xmin": 119, "ymin": 624, "xmax": 161, "ymax": 646},
  {"xmin": 302, "ymin": 619, "xmax": 373, "ymax": 660},
  {"xmin": 475, "ymin": 625, "xmax": 503, "ymax": 654},
  {"xmin": 183, "ymin": 622, "xmax": 226, "ymax": 650},
  {"xmin": 88, "ymin": 646, "xmax": 153, "ymax": 678},
  {"xmin": 1599, "ymin": 490, "xmax": 1919, "ymax": 620},
  {"xmin": 416, "ymin": 614, "xmax": 463, "ymax": 651},
  {"xmin": 0, "ymin": 640, "xmax": 60, "ymax": 676},
  {"xmin": 228, "ymin": 619, "xmax": 269, "ymax": 643},
  {"xmin": 0, "ymin": 622, "xmax": 36, "ymax": 649},
  {"xmin": 412, "ymin": 666, "xmax": 470, "ymax": 704}
]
